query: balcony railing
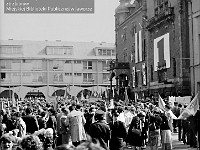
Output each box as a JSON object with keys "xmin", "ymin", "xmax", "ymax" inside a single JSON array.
[
  {"xmin": 115, "ymin": 62, "xmax": 130, "ymax": 69},
  {"xmin": 146, "ymin": 7, "xmax": 175, "ymax": 31}
]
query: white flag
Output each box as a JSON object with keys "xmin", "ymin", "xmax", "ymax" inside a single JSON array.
[{"xmin": 178, "ymin": 92, "xmax": 199, "ymax": 119}]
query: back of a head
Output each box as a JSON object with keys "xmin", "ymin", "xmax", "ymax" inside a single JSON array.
[
  {"xmin": 21, "ymin": 135, "xmax": 41, "ymax": 150},
  {"xmin": 26, "ymin": 107, "xmax": 32, "ymax": 115},
  {"xmin": 55, "ymin": 144, "xmax": 75, "ymax": 150}
]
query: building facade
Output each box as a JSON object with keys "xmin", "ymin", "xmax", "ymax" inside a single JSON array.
[
  {"xmin": 188, "ymin": 0, "xmax": 200, "ymax": 95},
  {"xmin": 115, "ymin": 0, "xmax": 192, "ymax": 101},
  {"xmin": 115, "ymin": 0, "xmax": 148, "ymax": 101},
  {"xmin": 0, "ymin": 40, "xmax": 116, "ymax": 100}
]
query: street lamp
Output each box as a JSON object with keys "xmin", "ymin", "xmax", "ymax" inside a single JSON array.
[{"xmin": 108, "ymin": 60, "xmax": 116, "ymax": 100}]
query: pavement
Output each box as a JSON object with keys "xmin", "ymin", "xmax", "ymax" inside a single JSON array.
[
  {"xmin": 169, "ymin": 133, "xmax": 198, "ymax": 150},
  {"xmin": 145, "ymin": 133, "xmax": 198, "ymax": 150}
]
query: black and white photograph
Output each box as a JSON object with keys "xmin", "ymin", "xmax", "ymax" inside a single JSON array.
[{"xmin": 0, "ymin": 0, "xmax": 200, "ymax": 150}]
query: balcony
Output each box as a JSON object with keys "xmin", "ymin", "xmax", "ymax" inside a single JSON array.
[
  {"xmin": 115, "ymin": 62, "xmax": 130, "ymax": 69},
  {"xmin": 146, "ymin": 7, "xmax": 175, "ymax": 31}
]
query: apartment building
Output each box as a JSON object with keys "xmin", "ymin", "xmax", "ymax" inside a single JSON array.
[{"xmin": 0, "ymin": 40, "xmax": 116, "ymax": 100}]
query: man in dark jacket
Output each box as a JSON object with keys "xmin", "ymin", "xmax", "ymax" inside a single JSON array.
[
  {"xmin": 89, "ymin": 110, "xmax": 111, "ymax": 150},
  {"xmin": 22, "ymin": 107, "xmax": 39, "ymax": 134}
]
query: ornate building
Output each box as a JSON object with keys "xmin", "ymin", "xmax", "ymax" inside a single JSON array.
[{"xmin": 115, "ymin": 0, "xmax": 192, "ymax": 101}]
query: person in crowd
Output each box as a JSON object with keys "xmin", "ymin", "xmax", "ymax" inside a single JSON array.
[
  {"xmin": 12, "ymin": 112, "xmax": 26, "ymax": 138},
  {"xmin": 38, "ymin": 111, "xmax": 48, "ymax": 129},
  {"xmin": 46, "ymin": 108, "xmax": 57, "ymax": 148},
  {"xmin": 148, "ymin": 108, "xmax": 162, "ymax": 150},
  {"xmin": 109, "ymin": 108, "xmax": 127, "ymax": 150},
  {"xmin": 181, "ymin": 104, "xmax": 190, "ymax": 145},
  {"xmin": 187, "ymin": 115, "xmax": 197, "ymax": 148},
  {"xmin": 105, "ymin": 107, "xmax": 113, "ymax": 125},
  {"xmin": 171, "ymin": 102, "xmax": 179, "ymax": 133},
  {"xmin": 43, "ymin": 128, "xmax": 54, "ymax": 150},
  {"xmin": 195, "ymin": 108, "xmax": 200, "ymax": 148},
  {"xmin": 160, "ymin": 104, "xmax": 173, "ymax": 150},
  {"xmin": 126, "ymin": 111, "xmax": 148, "ymax": 150},
  {"xmin": 89, "ymin": 110, "xmax": 110, "ymax": 150},
  {"xmin": 0, "ymin": 133, "xmax": 15, "ymax": 150},
  {"xmin": 60, "ymin": 107, "xmax": 70, "ymax": 145},
  {"xmin": 22, "ymin": 107, "xmax": 39, "ymax": 134},
  {"xmin": 177, "ymin": 104, "xmax": 182, "ymax": 141},
  {"xmin": 84, "ymin": 106, "xmax": 96, "ymax": 134},
  {"xmin": 20, "ymin": 135, "xmax": 42, "ymax": 150},
  {"xmin": 67, "ymin": 104, "xmax": 87, "ymax": 147},
  {"xmin": 55, "ymin": 144, "xmax": 75, "ymax": 150},
  {"xmin": 56, "ymin": 108, "xmax": 63, "ymax": 146}
]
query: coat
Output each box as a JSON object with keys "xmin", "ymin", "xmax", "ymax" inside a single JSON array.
[
  {"xmin": 89, "ymin": 120, "xmax": 111, "ymax": 150},
  {"xmin": 68, "ymin": 110, "xmax": 87, "ymax": 142},
  {"xmin": 22, "ymin": 114, "xmax": 39, "ymax": 134},
  {"xmin": 109, "ymin": 120, "xmax": 127, "ymax": 150}
]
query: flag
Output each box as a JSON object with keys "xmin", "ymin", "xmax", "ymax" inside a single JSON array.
[
  {"xmin": 178, "ymin": 92, "xmax": 199, "ymax": 120},
  {"xmin": 81, "ymin": 91, "xmax": 85, "ymax": 100},
  {"xmin": 124, "ymin": 87, "xmax": 129, "ymax": 105},
  {"xmin": 12, "ymin": 88, "xmax": 16, "ymax": 107},
  {"xmin": 158, "ymin": 94, "xmax": 177, "ymax": 119},
  {"xmin": 158, "ymin": 94, "xmax": 166, "ymax": 111}
]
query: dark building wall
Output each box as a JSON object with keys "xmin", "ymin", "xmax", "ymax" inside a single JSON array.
[{"xmin": 146, "ymin": 0, "xmax": 191, "ymax": 96}]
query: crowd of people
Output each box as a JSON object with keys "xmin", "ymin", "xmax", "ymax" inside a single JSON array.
[{"xmin": 0, "ymin": 96, "xmax": 199, "ymax": 150}]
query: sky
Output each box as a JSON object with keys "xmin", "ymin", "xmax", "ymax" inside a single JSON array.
[{"xmin": 0, "ymin": 0, "xmax": 119, "ymax": 43}]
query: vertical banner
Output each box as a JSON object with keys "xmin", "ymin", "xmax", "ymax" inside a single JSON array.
[
  {"xmin": 132, "ymin": 66, "xmax": 136, "ymax": 88},
  {"xmin": 135, "ymin": 33, "xmax": 138, "ymax": 63},
  {"xmin": 142, "ymin": 63, "xmax": 147, "ymax": 85},
  {"xmin": 138, "ymin": 30, "xmax": 142, "ymax": 62}
]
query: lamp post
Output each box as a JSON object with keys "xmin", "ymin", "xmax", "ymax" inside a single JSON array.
[{"xmin": 108, "ymin": 60, "xmax": 116, "ymax": 101}]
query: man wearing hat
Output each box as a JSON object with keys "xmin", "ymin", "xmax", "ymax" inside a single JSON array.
[
  {"xmin": 0, "ymin": 133, "xmax": 15, "ymax": 150},
  {"xmin": 89, "ymin": 110, "xmax": 110, "ymax": 150}
]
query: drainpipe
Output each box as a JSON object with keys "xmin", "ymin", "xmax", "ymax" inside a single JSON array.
[{"xmin": 188, "ymin": 0, "xmax": 195, "ymax": 96}]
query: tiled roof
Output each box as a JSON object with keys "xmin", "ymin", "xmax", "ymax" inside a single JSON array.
[{"xmin": 0, "ymin": 40, "xmax": 115, "ymax": 60}]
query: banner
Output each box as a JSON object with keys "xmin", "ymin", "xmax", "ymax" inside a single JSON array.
[
  {"xmin": 158, "ymin": 94, "xmax": 177, "ymax": 119},
  {"xmin": 178, "ymin": 92, "xmax": 199, "ymax": 120},
  {"xmin": 158, "ymin": 95, "xmax": 165, "ymax": 111},
  {"xmin": 124, "ymin": 87, "xmax": 129, "ymax": 105}
]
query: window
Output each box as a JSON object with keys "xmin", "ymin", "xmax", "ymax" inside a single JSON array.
[
  {"xmin": 98, "ymin": 49, "xmax": 102, "ymax": 55},
  {"xmin": 103, "ymin": 73, "xmax": 109, "ymax": 81},
  {"xmin": 143, "ymin": 39, "xmax": 146, "ymax": 61},
  {"xmin": 12, "ymin": 60, "xmax": 21, "ymax": 63},
  {"xmin": 22, "ymin": 59, "xmax": 31, "ymax": 63},
  {"xmin": 0, "ymin": 46, "xmax": 22, "ymax": 54},
  {"xmin": 46, "ymin": 46, "xmax": 73, "ymax": 55},
  {"xmin": 107, "ymin": 50, "xmax": 111, "ymax": 56},
  {"xmin": 0, "ymin": 60, "xmax": 11, "ymax": 69},
  {"xmin": 0, "ymin": 73, "xmax": 6, "ymax": 79},
  {"xmin": 83, "ymin": 61, "xmax": 92, "ymax": 70},
  {"xmin": 98, "ymin": 49, "xmax": 115, "ymax": 56},
  {"xmin": 65, "ymin": 73, "xmax": 72, "ymax": 76},
  {"xmin": 74, "ymin": 73, "xmax": 82, "ymax": 76},
  {"xmin": 53, "ymin": 60, "xmax": 64, "ymax": 70},
  {"xmin": 53, "ymin": 73, "xmax": 63, "ymax": 82},
  {"xmin": 74, "ymin": 60, "xmax": 81, "ymax": 64},
  {"xmin": 112, "ymin": 50, "xmax": 116, "ymax": 56},
  {"xmin": 102, "ymin": 61, "xmax": 109, "ymax": 70},
  {"xmin": 65, "ymin": 60, "xmax": 71, "ymax": 63},
  {"xmin": 32, "ymin": 60, "xmax": 42, "ymax": 70},
  {"xmin": 154, "ymin": 0, "xmax": 169, "ymax": 16},
  {"xmin": 32, "ymin": 73, "xmax": 43, "ymax": 82},
  {"xmin": 103, "ymin": 49, "xmax": 107, "ymax": 56},
  {"xmin": 83, "ymin": 73, "xmax": 93, "ymax": 82}
]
